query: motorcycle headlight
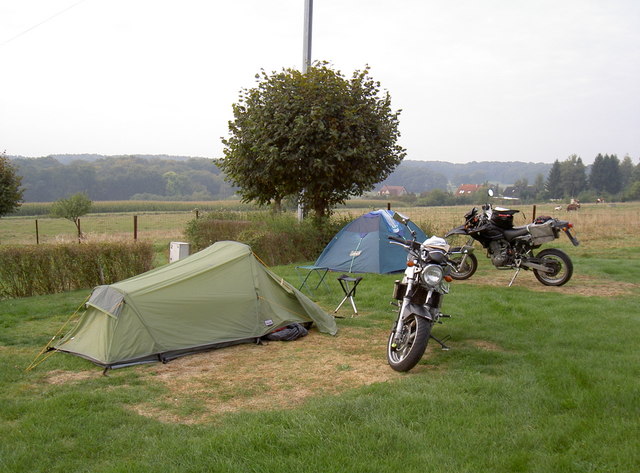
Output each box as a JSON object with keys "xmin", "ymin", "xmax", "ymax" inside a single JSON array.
[{"xmin": 422, "ymin": 265, "xmax": 443, "ymax": 285}]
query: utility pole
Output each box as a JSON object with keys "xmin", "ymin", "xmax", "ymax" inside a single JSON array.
[
  {"xmin": 303, "ymin": 0, "xmax": 313, "ymax": 73},
  {"xmin": 298, "ymin": 0, "xmax": 313, "ymax": 222}
]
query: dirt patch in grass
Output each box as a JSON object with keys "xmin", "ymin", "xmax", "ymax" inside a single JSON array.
[
  {"xmin": 130, "ymin": 326, "xmax": 404, "ymax": 424},
  {"xmin": 467, "ymin": 340, "xmax": 504, "ymax": 352},
  {"xmin": 46, "ymin": 369, "xmax": 97, "ymax": 384},
  {"xmin": 454, "ymin": 272, "xmax": 638, "ymax": 297}
]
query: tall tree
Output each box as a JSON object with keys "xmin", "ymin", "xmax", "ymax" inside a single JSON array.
[
  {"xmin": 218, "ymin": 63, "xmax": 405, "ymax": 219},
  {"xmin": 0, "ymin": 152, "xmax": 24, "ymax": 217},
  {"xmin": 633, "ymin": 157, "xmax": 640, "ymax": 183},
  {"xmin": 620, "ymin": 154, "xmax": 635, "ymax": 191},
  {"xmin": 559, "ymin": 154, "xmax": 587, "ymax": 198},
  {"xmin": 533, "ymin": 173, "xmax": 546, "ymax": 199},
  {"xmin": 545, "ymin": 159, "xmax": 563, "ymax": 199},
  {"xmin": 590, "ymin": 154, "xmax": 622, "ymax": 194}
]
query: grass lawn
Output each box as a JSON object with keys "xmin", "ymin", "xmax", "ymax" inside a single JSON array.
[
  {"xmin": 1, "ymin": 251, "xmax": 639, "ymax": 472},
  {"xmin": 1, "ymin": 201, "xmax": 639, "ymax": 472}
]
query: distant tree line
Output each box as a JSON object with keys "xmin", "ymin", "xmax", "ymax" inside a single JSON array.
[
  {"xmin": 400, "ymin": 153, "xmax": 640, "ymax": 206},
  {"xmin": 545, "ymin": 153, "xmax": 640, "ymax": 202},
  {"xmin": 7, "ymin": 153, "xmax": 639, "ymax": 206},
  {"xmin": 377, "ymin": 160, "xmax": 552, "ymax": 194},
  {"xmin": 11, "ymin": 156, "xmax": 235, "ymax": 202}
]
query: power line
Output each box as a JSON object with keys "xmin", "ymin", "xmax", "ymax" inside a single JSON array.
[{"xmin": 0, "ymin": 0, "xmax": 90, "ymax": 48}]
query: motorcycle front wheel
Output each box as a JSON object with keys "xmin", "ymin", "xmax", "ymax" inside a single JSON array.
[
  {"xmin": 387, "ymin": 313, "xmax": 432, "ymax": 372},
  {"xmin": 532, "ymin": 248, "xmax": 573, "ymax": 286},
  {"xmin": 448, "ymin": 247, "xmax": 478, "ymax": 280}
]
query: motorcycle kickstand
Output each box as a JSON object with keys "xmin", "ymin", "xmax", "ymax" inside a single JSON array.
[
  {"xmin": 430, "ymin": 334, "xmax": 451, "ymax": 351},
  {"xmin": 508, "ymin": 268, "xmax": 520, "ymax": 287}
]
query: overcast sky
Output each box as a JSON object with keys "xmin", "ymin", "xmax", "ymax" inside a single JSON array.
[{"xmin": 1, "ymin": 0, "xmax": 639, "ymax": 164}]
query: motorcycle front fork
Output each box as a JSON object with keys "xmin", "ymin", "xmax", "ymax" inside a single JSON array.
[
  {"xmin": 390, "ymin": 285, "xmax": 415, "ymax": 348},
  {"xmin": 391, "ymin": 288, "xmax": 451, "ymax": 350}
]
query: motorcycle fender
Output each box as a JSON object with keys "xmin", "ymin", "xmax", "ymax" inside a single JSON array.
[
  {"xmin": 402, "ymin": 302, "xmax": 432, "ymax": 321},
  {"xmin": 444, "ymin": 225, "xmax": 468, "ymax": 238}
]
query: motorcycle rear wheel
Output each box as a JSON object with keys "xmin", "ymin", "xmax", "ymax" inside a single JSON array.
[
  {"xmin": 387, "ymin": 313, "xmax": 432, "ymax": 372},
  {"xmin": 533, "ymin": 248, "xmax": 573, "ymax": 286},
  {"xmin": 448, "ymin": 247, "xmax": 478, "ymax": 280}
]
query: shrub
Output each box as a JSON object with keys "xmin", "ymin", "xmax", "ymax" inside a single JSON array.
[
  {"xmin": 185, "ymin": 212, "xmax": 349, "ymax": 266},
  {"xmin": 0, "ymin": 242, "xmax": 154, "ymax": 299}
]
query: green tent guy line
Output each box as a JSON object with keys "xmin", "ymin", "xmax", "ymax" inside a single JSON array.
[{"xmin": 52, "ymin": 241, "xmax": 337, "ymax": 370}]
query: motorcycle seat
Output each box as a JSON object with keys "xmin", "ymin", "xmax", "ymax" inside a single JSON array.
[{"xmin": 503, "ymin": 226, "xmax": 530, "ymax": 241}]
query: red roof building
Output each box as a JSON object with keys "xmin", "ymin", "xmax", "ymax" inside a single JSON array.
[{"xmin": 455, "ymin": 184, "xmax": 481, "ymax": 195}]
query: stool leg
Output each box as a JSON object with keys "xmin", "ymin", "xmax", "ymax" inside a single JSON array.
[
  {"xmin": 349, "ymin": 296, "xmax": 358, "ymax": 316},
  {"xmin": 334, "ymin": 295, "xmax": 349, "ymax": 314}
]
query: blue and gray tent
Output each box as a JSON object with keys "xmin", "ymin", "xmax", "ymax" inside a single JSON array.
[{"xmin": 314, "ymin": 210, "xmax": 428, "ymax": 274}]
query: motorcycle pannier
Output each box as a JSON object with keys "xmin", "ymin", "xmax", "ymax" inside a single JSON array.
[{"xmin": 528, "ymin": 221, "xmax": 556, "ymax": 245}]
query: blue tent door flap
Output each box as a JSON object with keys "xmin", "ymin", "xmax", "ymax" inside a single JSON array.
[{"xmin": 313, "ymin": 210, "xmax": 428, "ymax": 274}]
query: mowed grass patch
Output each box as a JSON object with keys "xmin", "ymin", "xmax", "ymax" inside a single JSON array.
[
  {"xmin": 1, "ymin": 244, "xmax": 639, "ymax": 472},
  {"xmin": 1, "ymin": 202, "xmax": 639, "ymax": 472}
]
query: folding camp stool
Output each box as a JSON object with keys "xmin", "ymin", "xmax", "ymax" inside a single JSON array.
[{"xmin": 334, "ymin": 274, "xmax": 363, "ymax": 317}]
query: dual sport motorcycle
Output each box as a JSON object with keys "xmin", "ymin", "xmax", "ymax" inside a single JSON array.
[
  {"xmin": 386, "ymin": 211, "xmax": 454, "ymax": 372},
  {"xmin": 445, "ymin": 190, "xmax": 580, "ymax": 286}
]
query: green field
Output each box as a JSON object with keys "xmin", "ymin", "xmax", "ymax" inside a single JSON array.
[{"xmin": 1, "ymin": 201, "xmax": 639, "ymax": 472}]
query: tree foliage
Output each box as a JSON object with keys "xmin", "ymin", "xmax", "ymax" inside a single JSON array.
[
  {"xmin": 545, "ymin": 160, "xmax": 562, "ymax": 199},
  {"xmin": 0, "ymin": 152, "xmax": 24, "ymax": 217},
  {"xmin": 218, "ymin": 63, "xmax": 406, "ymax": 219},
  {"xmin": 50, "ymin": 193, "xmax": 93, "ymax": 240},
  {"xmin": 545, "ymin": 155, "xmax": 586, "ymax": 199},
  {"xmin": 590, "ymin": 153, "xmax": 622, "ymax": 195},
  {"xmin": 12, "ymin": 156, "xmax": 232, "ymax": 202},
  {"xmin": 543, "ymin": 153, "xmax": 640, "ymax": 202},
  {"xmin": 559, "ymin": 154, "xmax": 587, "ymax": 197}
]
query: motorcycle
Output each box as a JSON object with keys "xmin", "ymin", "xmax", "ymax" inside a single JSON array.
[
  {"xmin": 387, "ymin": 211, "xmax": 454, "ymax": 372},
  {"xmin": 445, "ymin": 190, "xmax": 580, "ymax": 286}
]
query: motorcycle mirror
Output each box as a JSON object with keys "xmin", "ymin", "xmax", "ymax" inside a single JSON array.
[
  {"xmin": 487, "ymin": 189, "xmax": 494, "ymax": 197},
  {"xmin": 392, "ymin": 211, "xmax": 411, "ymax": 226}
]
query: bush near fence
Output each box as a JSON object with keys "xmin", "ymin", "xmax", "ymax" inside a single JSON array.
[
  {"xmin": 0, "ymin": 242, "xmax": 154, "ymax": 299},
  {"xmin": 185, "ymin": 212, "xmax": 351, "ymax": 266}
]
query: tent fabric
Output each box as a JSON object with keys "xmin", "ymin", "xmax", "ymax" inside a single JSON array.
[
  {"xmin": 313, "ymin": 210, "xmax": 428, "ymax": 274},
  {"xmin": 54, "ymin": 241, "xmax": 337, "ymax": 369}
]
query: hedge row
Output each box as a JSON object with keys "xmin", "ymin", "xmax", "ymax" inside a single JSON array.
[
  {"xmin": 0, "ymin": 242, "xmax": 154, "ymax": 299},
  {"xmin": 185, "ymin": 212, "xmax": 350, "ymax": 266}
]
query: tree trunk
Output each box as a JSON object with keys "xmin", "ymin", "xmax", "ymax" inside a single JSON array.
[{"xmin": 271, "ymin": 198, "xmax": 282, "ymax": 213}]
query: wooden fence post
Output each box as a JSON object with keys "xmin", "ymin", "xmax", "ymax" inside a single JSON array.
[
  {"xmin": 35, "ymin": 219, "xmax": 39, "ymax": 244},
  {"xmin": 134, "ymin": 215, "xmax": 138, "ymax": 241}
]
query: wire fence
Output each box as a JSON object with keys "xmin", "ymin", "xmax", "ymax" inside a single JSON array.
[
  {"xmin": 2, "ymin": 202, "xmax": 637, "ymax": 248},
  {"xmin": 0, "ymin": 212, "xmax": 197, "ymax": 246}
]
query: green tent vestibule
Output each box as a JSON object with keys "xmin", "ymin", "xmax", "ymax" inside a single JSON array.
[{"xmin": 54, "ymin": 241, "xmax": 337, "ymax": 370}]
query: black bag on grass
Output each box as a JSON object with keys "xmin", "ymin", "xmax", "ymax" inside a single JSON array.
[{"xmin": 264, "ymin": 323, "xmax": 308, "ymax": 341}]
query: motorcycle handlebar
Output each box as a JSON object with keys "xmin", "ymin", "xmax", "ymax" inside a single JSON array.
[
  {"xmin": 387, "ymin": 235, "xmax": 406, "ymax": 244},
  {"xmin": 387, "ymin": 235, "xmax": 421, "ymax": 251}
]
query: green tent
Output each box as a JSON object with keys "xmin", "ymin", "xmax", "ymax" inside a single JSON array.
[{"xmin": 54, "ymin": 241, "xmax": 337, "ymax": 369}]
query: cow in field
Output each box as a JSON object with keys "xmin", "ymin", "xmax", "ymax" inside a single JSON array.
[{"xmin": 566, "ymin": 203, "xmax": 580, "ymax": 211}]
